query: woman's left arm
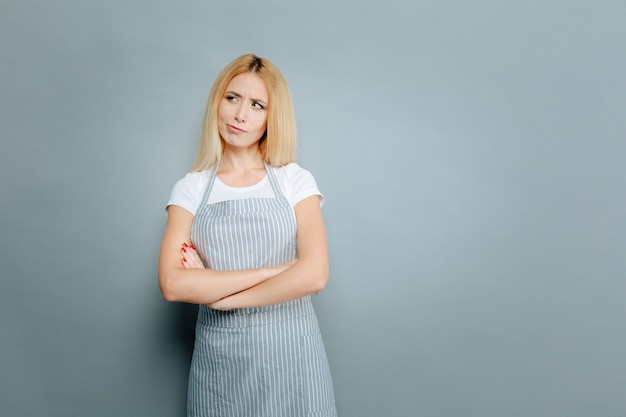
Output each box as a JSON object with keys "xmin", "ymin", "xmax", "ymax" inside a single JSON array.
[{"xmin": 209, "ymin": 195, "xmax": 329, "ymax": 309}]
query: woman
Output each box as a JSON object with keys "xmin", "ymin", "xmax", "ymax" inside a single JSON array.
[{"xmin": 158, "ymin": 54, "xmax": 337, "ymax": 417}]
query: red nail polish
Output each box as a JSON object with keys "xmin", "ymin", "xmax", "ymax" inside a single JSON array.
[
  {"xmin": 182, "ymin": 248, "xmax": 187, "ymax": 252},
  {"xmin": 183, "ymin": 258, "xmax": 187, "ymax": 262},
  {"xmin": 183, "ymin": 243, "xmax": 189, "ymax": 248},
  {"xmin": 191, "ymin": 245, "xmax": 196, "ymax": 249}
]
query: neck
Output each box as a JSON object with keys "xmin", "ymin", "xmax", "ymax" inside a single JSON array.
[{"xmin": 219, "ymin": 147, "xmax": 265, "ymax": 174}]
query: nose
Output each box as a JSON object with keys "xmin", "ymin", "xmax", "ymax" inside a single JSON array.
[{"xmin": 234, "ymin": 104, "xmax": 247, "ymax": 123}]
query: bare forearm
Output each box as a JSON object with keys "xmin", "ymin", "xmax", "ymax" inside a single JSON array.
[
  {"xmin": 158, "ymin": 207, "xmax": 295, "ymax": 304},
  {"xmin": 210, "ymin": 260, "xmax": 327, "ymax": 309},
  {"xmin": 159, "ymin": 266, "xmax": 276, "ymax": 304}
]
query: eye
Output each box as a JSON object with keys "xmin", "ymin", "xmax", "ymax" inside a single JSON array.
[
  {"xmin": 225, "ymin": 95, "xmax": 238, "ymax": 103},
  {"xmin": 252, "ymin": 102, "xmax": 265, "ymax": 110}
]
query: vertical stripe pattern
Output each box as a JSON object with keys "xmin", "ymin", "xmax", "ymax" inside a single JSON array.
[{"xmin": 189, "ymin": 164, "xmax": 337, "ymax": 417}]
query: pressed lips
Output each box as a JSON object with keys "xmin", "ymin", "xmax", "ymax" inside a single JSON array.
[{"xmin": 226, "ymin": 124, "xmax": 246, "ymax": 133}]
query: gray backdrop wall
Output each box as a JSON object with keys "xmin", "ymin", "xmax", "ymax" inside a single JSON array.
[{"xmin": 1, "ymin": 1, "xmax": 624, "ymax": 416}]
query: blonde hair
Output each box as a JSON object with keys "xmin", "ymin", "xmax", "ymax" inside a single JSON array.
[{"xmin": 191, "ymin": 54, "xmax": 297, "ymax": 171}]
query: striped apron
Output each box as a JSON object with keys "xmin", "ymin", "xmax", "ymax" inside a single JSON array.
[{"xmin": 188, "ymin": 163, "xmax": 337, "ymax": 417}]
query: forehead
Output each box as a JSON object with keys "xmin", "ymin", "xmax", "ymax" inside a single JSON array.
[{"xmin": 226, "ymin": 72, "xmax": 268, "ymax": 99}]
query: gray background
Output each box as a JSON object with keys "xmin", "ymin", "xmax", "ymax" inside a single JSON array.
[{"xmin": 1, "ymin": 0, "xmax": 624, "ymax": 416}]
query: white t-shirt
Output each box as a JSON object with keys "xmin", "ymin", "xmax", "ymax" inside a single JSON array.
[{"xmin": 166, "ymin": 163, "xmax": 323, "ymax": 216}]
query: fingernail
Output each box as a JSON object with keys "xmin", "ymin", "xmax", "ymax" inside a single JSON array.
[
  {"xmin": 182, "ymin": 248, "xmax": 187, "ymax": 252},
  {"xmin": 183, "ymin": 258, "xmax": 187, "ymax": 262},
  {"xmin": 191, "ymin": 245, "xmax": 196, "ymax": 249},
  {"xmin": 183, "ymin": 243, "xmax": 189, "ymax": 248}
]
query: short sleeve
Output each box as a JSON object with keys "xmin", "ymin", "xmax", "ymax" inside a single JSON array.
[
  {"xmin": 278, "ymin": 163, "xmax": 324, "ymax": 207},
  {"xmin": 166, "ymin": 171, "xmax": 210, "ymax": 216}
]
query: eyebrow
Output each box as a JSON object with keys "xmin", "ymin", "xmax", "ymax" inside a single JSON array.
[{"xmin": 225, "ymin": 90, "xmax": 268, "ymax": 106}]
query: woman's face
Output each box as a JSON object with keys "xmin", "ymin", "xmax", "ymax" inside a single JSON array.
[{"xmin": 218, "ymin": 72, "xmax": 269, "ymax": 151}]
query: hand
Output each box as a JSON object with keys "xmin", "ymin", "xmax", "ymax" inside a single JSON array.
[{"xmin": 181, "ymin": 242, "xmax": 205, "ymax": 269}]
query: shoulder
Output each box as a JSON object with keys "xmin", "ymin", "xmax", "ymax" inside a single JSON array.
[
  {"xmin": 273, "ymin": 162, "xmax": 317, "ymax": 181},
  {"xmin": 271, "ymin": 163, "xmax": 316, "ymax": 186},
  {"xmin": 166, "ymin": 169, "xmax": 214, "ymax": 215},
  {"xmin": 175, "ymin": 169, "xmax": 211, "ymax": 189},
  {"xmin": 272, "ymin": 163, "xmax": 324, "ymax": 206},
  {"xmin": 171, "ymin": 169, "xmax": 213, "ymax": 199}
]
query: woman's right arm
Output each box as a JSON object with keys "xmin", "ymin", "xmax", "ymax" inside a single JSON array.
[{"xmin": 158, "ymin": 205, "xmax": 290, "ymax": 304}]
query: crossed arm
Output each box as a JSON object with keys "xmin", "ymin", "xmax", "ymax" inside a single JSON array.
[{"xmin": 157, "ymin": 195, "xmax": 328, "ymax": 309}]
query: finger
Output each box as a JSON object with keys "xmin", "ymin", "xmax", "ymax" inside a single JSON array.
[
  {"xmin": 182, "ymin": 245, "xmax": 205, "ymax": 269},
  {"xmin": 180, "ymin": 244, "xmax": 198, "ymax": 269},
  {"xmin": 188, "ymin": 246, "xmax": 206, "ymax": 267}
]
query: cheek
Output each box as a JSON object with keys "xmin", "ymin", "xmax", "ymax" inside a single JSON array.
[
  {"xmin": 217, "ymin": 104, "xmax": 226, "ymax": 120},
  {"xmin": 257, "ymin": 115, "xmax": 268, "ymax": 131}
]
